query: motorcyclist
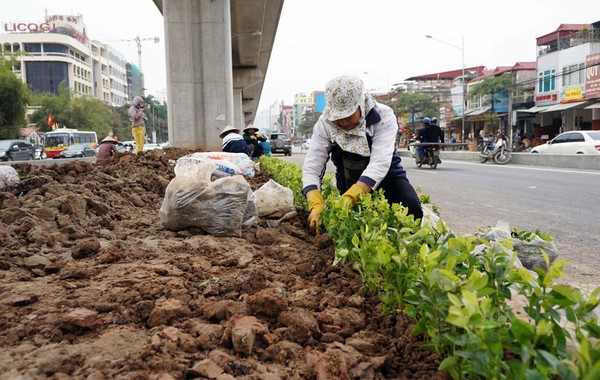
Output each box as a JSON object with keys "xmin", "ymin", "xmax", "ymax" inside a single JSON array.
[{"xmin": 417, "ymin": 117, "xmax": 444, "ymax": 163}]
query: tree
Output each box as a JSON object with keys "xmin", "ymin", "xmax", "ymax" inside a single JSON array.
[
  {"xmin": 391, "ymin": 92, "xmax": 437, "ymax": 134},
  {"xmin": 297, "ymin": 111, "xmax": 321, "ymax": 137},
  {"xmin": 0, "ymin": 65, "xmax": 30, "ymax": 139},
  {"xmin": 142, "ymin": 95, "xmax": 168, "ymax": 143},
  {"xmin": 30, "ymin": 84, "xmax": 130, "ymax": 139},
  {"xmin": 468, "ymin": 73, "xmax": 515, "ymax": 131}
]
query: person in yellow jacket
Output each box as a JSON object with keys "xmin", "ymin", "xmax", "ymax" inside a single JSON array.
[
  {"xmin": 302, "ymin": 75, "xmax": 423, "ymax": 229},
  {"xmin": 128, "ymin": 96, "xmax": 146, "ymax": 154}
]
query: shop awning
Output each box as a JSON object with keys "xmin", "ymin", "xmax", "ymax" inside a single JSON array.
[
  {"xmin": 465, "ymin": 106, "xmax": 491, "ymax": 116},
  {"xmin": 584, "ymin": 102, "xmax": 600, "ymax": 109},
  {"xmin": 540, "ymin": 101, "xmax": 588, "ymax": 113},
  {"xmin": 517, "ymin": 105, "xmax": 550, "ymax": 113}
]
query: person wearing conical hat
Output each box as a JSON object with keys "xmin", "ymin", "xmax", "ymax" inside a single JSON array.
[
  {"xmin": 220, "ymin": 125, "xmax": 250, "ymax": 155},
  {"xmin": 96, "ymin": 135, "xmax": 120, "ymax": 162},
  {"xmin": 242, "ymin": 124, "xmax": 266, "ymax": 159}
]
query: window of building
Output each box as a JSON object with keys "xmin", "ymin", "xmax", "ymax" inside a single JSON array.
[
  {"xmin": 3, "ymin": 43, "xmax": 11, "ymax": 52},
  {"xmin": 24, "ymin": 43, "xmax": 41, "ymax": 53},
  {"xmin": 43, "ymin": 44, "xmax": 68, "ymax": 54},
  {"xmin": 25, "ymin": 61, "xmax": 69, "ymax": 95},
  {"xmin": 12, "ymin": 43, "xmax": 20, "ymax": 52},
  {"xmin": 562, "ymin": 63, "xmax": 585, "ymax": 86},
  {"xmin": 538, "ymin": 69, "xmax": 556, "ymax": 93}
]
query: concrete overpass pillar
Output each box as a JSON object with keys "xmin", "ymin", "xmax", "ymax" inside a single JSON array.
[
  {"xmin": 233, "ymin": 88, "xmax": 244, "ymax": 130},
  {"xmin": 163, "ymin": 0, "xmax": 233, "ymax": 150}
]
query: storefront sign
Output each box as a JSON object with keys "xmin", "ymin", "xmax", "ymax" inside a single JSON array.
[
  {"xmin": 586, "ymin": 53, "xmax": 600, "ymax": 99},
  {"xmin": 535, "ymin": 93, "xmax": 558, "ymax": 105},
  {"xmin": 562, "ymin": 86, "xmax": 584, "ymax": 102},
  {"xmin": 2, "ymin": 22, "xmax": 56, "ymax": 33}
]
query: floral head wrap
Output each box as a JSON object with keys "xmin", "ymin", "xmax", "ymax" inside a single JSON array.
[
  {"xmin": 323, "ymin": 75, "xmax": 375, "ymax": 157},
  {"xmin": 323, "ymin": 75, "xmax": 365, "ymax": 121}
]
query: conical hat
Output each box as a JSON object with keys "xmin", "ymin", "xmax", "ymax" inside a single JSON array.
[
  {"xmin": 219, "ymin": 125, "xmax": 240, "ymax": 138},
  {"xmin": 101, "ymin": 136, "xmax": 118, "ymax": 143},
  {"xmin": 243, "ymin": 124, "xmax": 258, "ymax": 133}
]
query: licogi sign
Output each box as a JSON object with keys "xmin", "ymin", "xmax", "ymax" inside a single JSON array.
[{"xmin": 2, "ymin": 22, "xmax": 56, "ymax": 33}]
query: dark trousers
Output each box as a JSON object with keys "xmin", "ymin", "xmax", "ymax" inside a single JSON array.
[{"xmin": 376, "ymin": 176, "xmax": 423, "ymax": 221}]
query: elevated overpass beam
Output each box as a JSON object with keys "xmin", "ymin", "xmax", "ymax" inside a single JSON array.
[
  {"xmin": 163, "ymin": 0, "xmax": 233, "ymax": 151},
  {"xmin": 153, "ymin": 0, "xmax": 283, "ymax": 150}
]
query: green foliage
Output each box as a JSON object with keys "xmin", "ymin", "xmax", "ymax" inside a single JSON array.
[
  {"xmin": 388, "ymin": 92, "xmax": 438, "ymax": 128},
  {"xmin": 0, "ymin": 66, "xmax": 30, "ymax": 139},
  {"xmin": 260, "ymin": 158, "xmax": 600, "ymax": 379},
  {"xmin": 298, "ymin": 111, "xmax": 321, "ymax": 136}
]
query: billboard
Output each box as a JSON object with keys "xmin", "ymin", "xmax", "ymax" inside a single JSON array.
[{"xmin": 586, "ymin": 53, "xmax": 600, "ymax": 99}]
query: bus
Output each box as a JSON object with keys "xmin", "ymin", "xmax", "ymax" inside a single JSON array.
[{"xmin": 44, "ymin": 129, "xmax": 98, "ymax": 158}]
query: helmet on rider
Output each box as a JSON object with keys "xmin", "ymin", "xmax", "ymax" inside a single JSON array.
[
  {"xmin": 423, "ymin": 117, "xmax": 431, "ymax": 125},
  {"xmin": 431, "ymin": 117, "xmax": 438, "ymax": 124}
]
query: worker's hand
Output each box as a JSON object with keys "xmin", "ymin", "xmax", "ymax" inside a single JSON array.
[
  {"xmin": 306, "ymin": 190, "xmax": 324, "ymax": 229},
  {"xmin": 341, "ymin": 183, "xmax": 368, "ymax": 207}
]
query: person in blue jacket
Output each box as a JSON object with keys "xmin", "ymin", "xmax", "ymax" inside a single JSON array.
[{"xmin": 220, "ymin": 125, "xmax": 250, "ymax": 155}]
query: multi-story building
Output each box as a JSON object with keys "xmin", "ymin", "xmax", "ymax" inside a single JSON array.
[
  {"xmin": 402, "ymin": 66, "xmax": 485, "ymax": 140},
  {"xmin": 0, "ymin": 14, "xmax": 142, "ymax": 108},
  {"xmin": 523, "ymin": 21, "xmax": 600, "ymax": 145},
  {"xmin": 465, "ymin": 62, "xmax": 536, "ymax": 142}
]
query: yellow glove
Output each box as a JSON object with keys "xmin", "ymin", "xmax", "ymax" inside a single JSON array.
[
  {"xmin": 341, "ymin": 184, "xmax": 367, "ymax": 207},
  {"xmin": 306, "ymin": 190, "xmax": 324, "ymax": 229}
]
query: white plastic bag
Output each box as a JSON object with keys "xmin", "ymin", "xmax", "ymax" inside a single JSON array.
[
  {"xmin": 187, "ymin": 152, "xmax": 255, "ymax": 178},
  {"xmin": 253, "ymin": 179, "xmax": 294, "ymax": 217},
  {"xmin": 0, "ymin": 166, "xmax": 20, "ymax": 189},
  {"xmin": 160, "ymin": 161, "xmax": 256, "ymax": 237},
  {"xmin": 175, "ymin": 156, "xmax": 242, "ymax": 179}
]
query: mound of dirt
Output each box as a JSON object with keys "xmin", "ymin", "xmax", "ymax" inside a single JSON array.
[{"xmin": 0, "ymin": 150, "xmax": 446, "ymax": 379}]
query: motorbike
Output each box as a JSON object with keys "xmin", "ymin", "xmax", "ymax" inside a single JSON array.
[
  {"xmin": 34, "ymin": 148, "xmax": 46, "ymax": 160},
  {"xmin": 415, "ymin": 143, "xmax": 442, "ymax": 169},
  {"xmin": 479, "ymin": 134, "xmax": 511, "ymax": 165}
]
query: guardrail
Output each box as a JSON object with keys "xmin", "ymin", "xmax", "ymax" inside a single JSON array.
[{"xmin": 398, "ymin": 149, "xmax": 600, "ymax": 170}]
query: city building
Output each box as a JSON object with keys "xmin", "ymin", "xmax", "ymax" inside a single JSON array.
[
  {"xmin": 0, "ymin": 14, "xmax": 142, "ymax": 108},
  {"xmin": 521, "ymin": 21, "xmax": 600, "ymax": 145}
]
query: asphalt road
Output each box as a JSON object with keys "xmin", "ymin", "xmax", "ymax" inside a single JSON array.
[{"xmin": 282, "ymin": 149, "xmax": 599, "ymax": 285}]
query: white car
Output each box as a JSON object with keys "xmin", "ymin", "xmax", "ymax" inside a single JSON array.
[
  {"xmin": 143, "ymin": 143, "xmax": 163, "ymax": 151},
  {"xmin": 531, "ymin": 131, "xmax": 600, "ymax": 154}
]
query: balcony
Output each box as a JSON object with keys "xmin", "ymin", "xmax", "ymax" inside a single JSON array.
[{"xmin": 537, "ymin": 28, "xmax": 600, "ymax": 57}]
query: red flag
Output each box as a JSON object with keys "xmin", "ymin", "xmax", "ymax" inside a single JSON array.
[{"xmin": 47, "ymin": 111, "xmax": 53, "ymax": 127}]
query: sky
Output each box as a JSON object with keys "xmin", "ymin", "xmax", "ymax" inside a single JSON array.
[{"xmin": 2, "ymin": 0, "xmax": 598, "ymax": 112}]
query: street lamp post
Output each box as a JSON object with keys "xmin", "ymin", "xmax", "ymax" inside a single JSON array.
[{"xmin": 426, "ymin": 35, "xmax": 466, "ymax": 143}]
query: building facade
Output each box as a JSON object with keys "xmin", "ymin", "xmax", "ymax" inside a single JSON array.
[
  {"xmin": 0, "ymin": 14, "xmax": 141, "ymax": 108},
  {"xmin": 523, "ymin": 22, "xmax": 600, "ymax": 145}
]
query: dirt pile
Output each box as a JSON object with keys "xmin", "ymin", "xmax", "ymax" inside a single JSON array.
[{"xmin": 0, "ymin": 150, "xmax": 446, "ymax": 379}]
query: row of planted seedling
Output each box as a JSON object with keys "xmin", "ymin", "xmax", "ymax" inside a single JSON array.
[{"xmin": 259, "ymin": 156, "xmax": 600, "ymax": 380}]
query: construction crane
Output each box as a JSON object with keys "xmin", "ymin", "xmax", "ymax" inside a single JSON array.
[
  {"xmin": 102, "ymin": 36, "xmax": 160, "ymax": 97},
  {"xmin": 118, "ymin": 36, "xmax": 160, "ymax": 72}
]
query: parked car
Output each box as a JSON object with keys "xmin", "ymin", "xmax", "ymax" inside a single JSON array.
[
  {"xmin": 530, "ymin": 131, "xmax": 600, "ymax": 154},
  {"xmin": 0, "ymin": 139, "xmax": 35, "ymax": 161},
  {"xmin": 56, "ymin": 143, "xmax": 96, "ymax": 159},
  {"xmin": 143, "ymin": 143, "xmax": 163, "ymax": 151},
  {"xmin": 269, "ymin": 133, "xmax": 292, "ymax": 156}
]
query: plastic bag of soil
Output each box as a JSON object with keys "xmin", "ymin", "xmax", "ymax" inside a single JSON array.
[
  {"xmin": 480, "ymin": 221, "xmax": 558, "ymax": 271},
  {"xmin": 160, "ymin": 161, "xmax": 256, "ymax": 237},
  {"xmin": 0, "ymin": 166, "xmax": 20, "ymax": 189}
]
